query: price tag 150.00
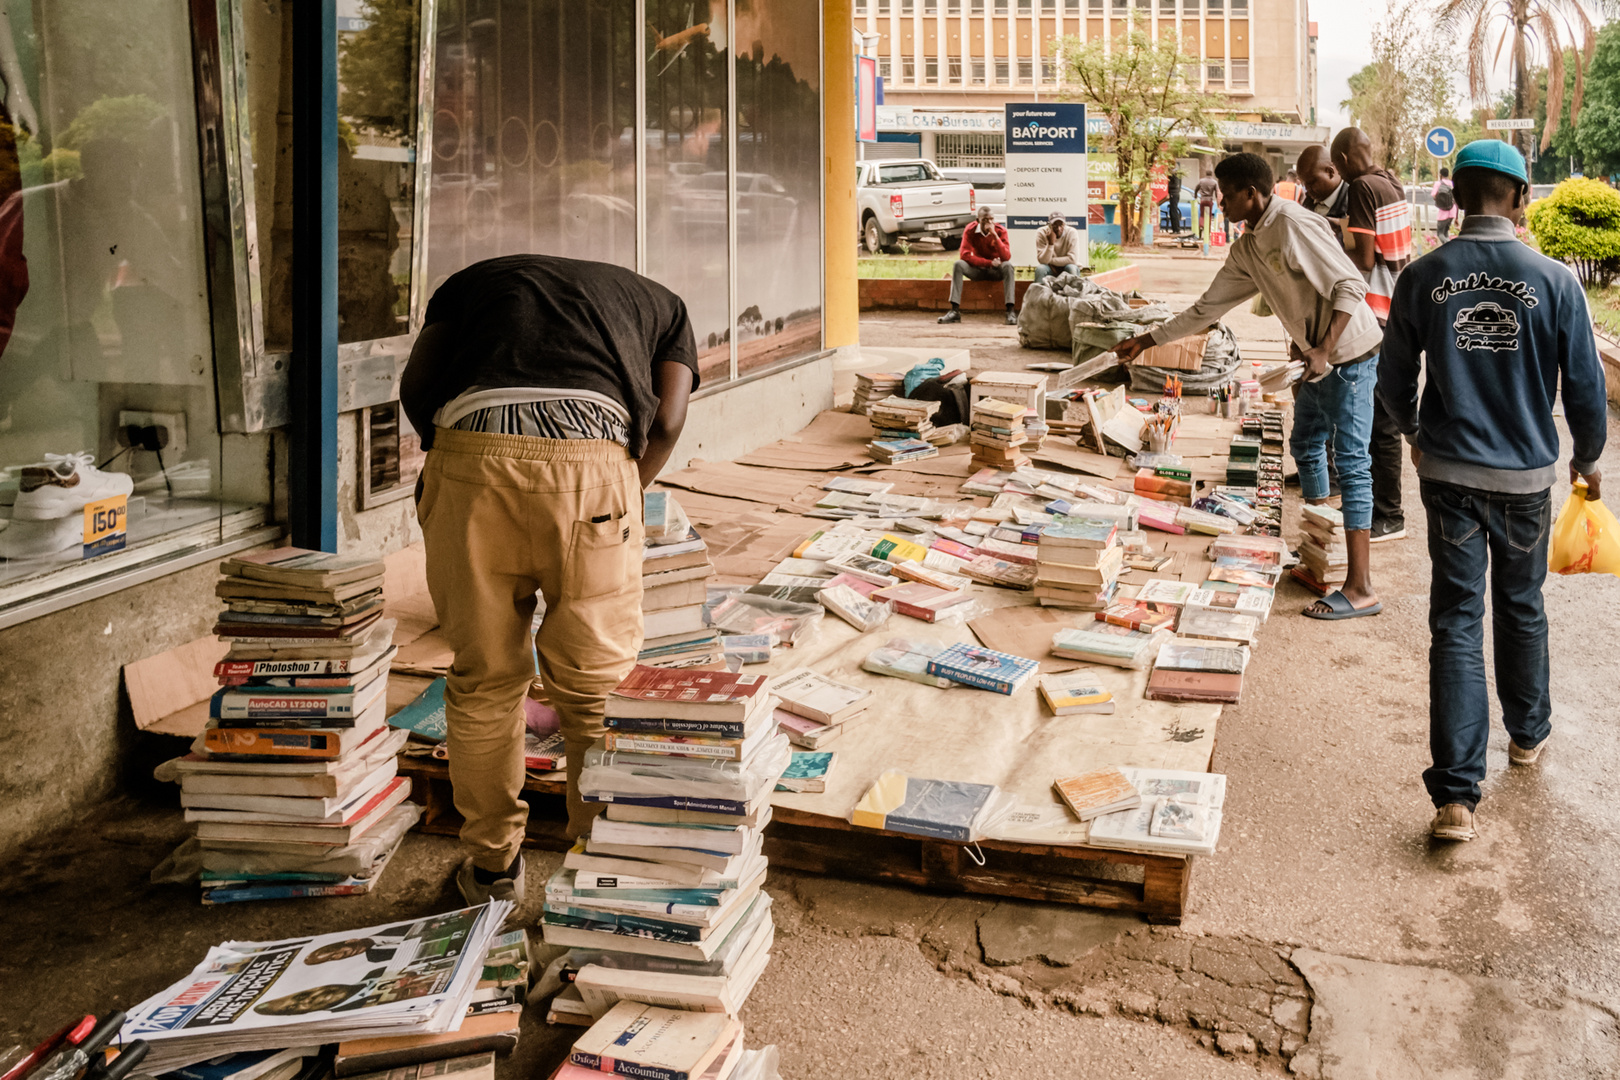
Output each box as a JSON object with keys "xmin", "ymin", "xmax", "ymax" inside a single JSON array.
[{"xmin": 83, "ymin": 493, "xmax": 128, "ymax": 557}]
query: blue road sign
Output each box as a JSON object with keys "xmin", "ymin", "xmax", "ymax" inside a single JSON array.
[{"xmin": 1425, "ymin": 126, "xmax": 1456, "ymax": 158}]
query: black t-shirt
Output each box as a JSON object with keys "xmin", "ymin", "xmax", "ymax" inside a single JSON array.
[{"xmin": 422, "ymin": 255, "xmax": 700, "ymax": 457}]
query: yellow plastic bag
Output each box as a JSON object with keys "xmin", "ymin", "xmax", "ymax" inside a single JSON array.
[{"xmin": 1548, "ymin": 482, "xmax": 1620, "ymax": 578}]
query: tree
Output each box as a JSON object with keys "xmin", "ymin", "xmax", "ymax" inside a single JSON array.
[
  {"xmin": 1059, "ymin": 13, "xmax": 1223, "ymax": 247},
  {"xmin": 338, "ymin": 0, "xmax": 421, "ymax": 143},
  {"xmin": 1573, "ymin": 23, "xmax": 1620, "ymax": 179},
  {"xmin": 1437, "ymin": 0, "xmax": 1599, "ymax": 154},
  {"xmin": 1341, "ymin": 1, "xmax": 1459, "ymax": 176}
]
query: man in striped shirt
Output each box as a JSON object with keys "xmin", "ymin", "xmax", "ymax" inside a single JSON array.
[{"xmin": 1333, "ymin": 127, "xmax": 1412, "ymax": 543}]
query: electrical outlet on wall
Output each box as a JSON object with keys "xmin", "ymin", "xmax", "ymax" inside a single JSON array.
[{"xmin": 118, "ymin": 411, "xmax": 187, "ymax": 461}]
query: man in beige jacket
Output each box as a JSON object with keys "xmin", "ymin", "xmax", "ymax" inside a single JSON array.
[
  {"xmin": 401, "ymin": 254, "xmax": 698, "ymax": 908},
  {"xmin": 1032, "ymin": 212, "xmax": 1084, "ymax": 284}
]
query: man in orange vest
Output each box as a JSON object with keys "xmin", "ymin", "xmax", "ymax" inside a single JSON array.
[{"xmin": 1273, "ymin": 168, "xmax": 1304, "ymax": 204}]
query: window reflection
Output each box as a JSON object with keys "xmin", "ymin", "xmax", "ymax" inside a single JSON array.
[
  {"xmin": 427, "ymin": 0, "xmax": 637, "ymax": 295},
  {"xmin": 645, "ymin": 0, "xmax": 730, "ymax": 385}
]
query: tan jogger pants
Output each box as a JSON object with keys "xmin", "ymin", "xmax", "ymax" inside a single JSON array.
[{"xmin": 418, "ymin": 428, "xmax": 644, "ymax": 870}]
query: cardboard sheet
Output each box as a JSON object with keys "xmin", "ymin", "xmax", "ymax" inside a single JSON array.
[
  {"xmin": 658, "ymin": 461, "xmax": 827, "ymax": 505},
  {"xmin": 967, "ymin": 606, "xmax": 1085, "ymax": 673},
  {"xmin": 124, "ymin": 636, "xmax": 230, "ymax": 737},
  {"xmin": 653, "ymin": 489, "xmax": 776, "ymax": 528},
  {"xmin": 763, "ymin": 584, "xmax": 1220, "ymax": 847},
  {"xmin": 383, "ymin": 544, "xmax": 438, "ymax": 648},
  {"xmin": 1030, "ymin": 438, "xmax": 1123, "ymax": 479},
  {"xmin": 734, "ymin": 410, "xmax": 874, "ymax": 471}
]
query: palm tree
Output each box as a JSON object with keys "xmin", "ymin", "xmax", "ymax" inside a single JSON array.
[{"xmin": 1437, "ymin": 0, "xmax": 1598, "ymax": 151}]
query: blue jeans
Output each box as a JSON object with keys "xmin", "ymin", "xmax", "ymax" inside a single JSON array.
[
  {"xmin": 1420, "ymin": 480, "xmax": 1553, "ymax": 809},
  {"xmin": 1288, "ymin": 355, "xmax": 1377, "ymax": 532},
  {"xmin": 1033, "ymin": 262, "xmax": 1081, "ymax": 284}
]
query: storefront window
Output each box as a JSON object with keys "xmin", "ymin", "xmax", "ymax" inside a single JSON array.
[
  {"xmin": 645, "ymin": 0, "xmax": 730, "ymax": 385},
  {"xmin": 0, "ymin": 0, "xmax": 267, "ymax": 591},
  {"xmin": 427, "ymin": 0, "xmax": 638, "ymax": 298},
  {"xmin": 734, "ymin": 0, "xmax": 823, "ymax": 377}
]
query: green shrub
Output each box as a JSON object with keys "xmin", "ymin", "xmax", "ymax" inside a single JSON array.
[{"xmin": 1526, "ymin": 177, "xmax": 1620, "ymax": 286}]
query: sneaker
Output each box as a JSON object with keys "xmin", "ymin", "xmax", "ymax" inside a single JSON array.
[
  {"xmin": 1369, "ymin": 520, "xmax": 1407, "ymax": 543},
  {"xmin": 937, "ymin": 309, "xmax": 962, "ymax": 324},
  {"xmin": 1430, "ymin": 803, "xmax": 1476, "ymax": 841},
  {"xmin": 13, "ymin": 453, "xmax": 134, "ymax": 521},
  {"xmin": 1005, "ymin": 310, "xmax": 1018, "ymax": 325},
  {"xmin": 456, "ymin": 854, "xmax": 526, "ymax": 907},
  {"xmin": 0, "ymin": 516, "xmax": 86, "ymax": 560},
  {"xmin": 1508, "ymin": 737, "xmax": 1545, "ymax": 766}
]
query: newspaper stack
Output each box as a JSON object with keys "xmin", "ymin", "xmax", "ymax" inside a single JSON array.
[
  {"xmin": 969, "ymin": 398, "xmax": 1032, "ymax": 470},
  {"xmin": 120, "ymin": 903, "xmax": 512, "ymax": 1072},
  {"xmin": 641, "ymin": 492, "xmax": 722, "ymax": 669},
  {"xmin": 851, "ymin": 371, "xmax": 904, "ymax": 415},
  {"xmin": 1033, "ymin": 518, "xmax": 1122, "ymax": 611},
  {"xmin": 174, "ymin": 550, "xmax": 409, "ymax": 903},
  {"xmin": 1295, "ymin": 502, "xmax": 1348, "ymax": 591},
  {"xmin": 545, "ymin": 666, "xmax": 788, "ymax": 1027}
]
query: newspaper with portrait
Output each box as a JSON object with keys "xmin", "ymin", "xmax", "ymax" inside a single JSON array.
[{"xmin": 121, "ymin": 902, "xmax": 512, "ymax": 1072}]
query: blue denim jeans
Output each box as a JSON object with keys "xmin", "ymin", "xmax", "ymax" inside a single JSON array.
[
  {"xmin": 1420, "ymin": 480, "xmax": 1553, "ymax": 809},
  {"xmin": 1288, "ymin": 354, "xmax": 1377, "ymax": 531},
  {"xmin": 1033, "ymin": 262, "xmax": 1082, "ymax": 284}
]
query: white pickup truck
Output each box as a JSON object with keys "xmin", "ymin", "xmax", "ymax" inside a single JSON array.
[{"xmin": 857, "ymin": 158, "xmax": 977, "ymax": 254}]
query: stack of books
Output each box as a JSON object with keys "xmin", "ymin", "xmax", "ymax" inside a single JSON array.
[
  {"xmin": 868, "ymin": 436, "xmax": 939, "ymax": 464},
  {"xmin": 553, "ymin": 666, "xmax": 787, "ymax": 1027},
  {"xmin": 925, "ymin": 643, "xmax": 1039, "ymax": 695},
  {"xmin": 1145, "ymin": 637, "xmax": 1250, "ymax": 703},
  {"xmin": 1085, "ymin": 768, "xmax": 1226, "ymax": 857},
  {"xmin": 1253, "ymin": 409, "xmax": 1286, "ymax": 536},
  {"xmin": 771, "ymin": 668, "xmax": 872, "ymax": 748},
  {"xmin": 969, "ymin": 398, "xmax": 1031, "ymax": 470},
  {"xmin": 866, "ymin": 395, "xmax": 939, "ymax": 442},
  {"xmin": 559, "ymin": 1001, "xmax": 778, "ymax": 1080},
  {"xmin": 852, "ymin": 371, "xmax": 904, "ymax": 415},
  {"xmin": 641, "ymin": 502, "xmax": 722, "ymax": 669},
  {"xmin": 1225, "ymin": 434, "xmax": 1261, "ymax": 487},
  {"xmin": 1295, "ymin": 502, "xmax": 1348, "ymax": 592},
  {"xmin": 1034, "ymin": 519, "xmax": 1122, "ymax": 610},
  {"xmin": 182, "ymin": 549, "xmax": 411, "ymax": 903}
]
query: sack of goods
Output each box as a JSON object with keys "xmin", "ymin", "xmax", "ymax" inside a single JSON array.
[
  {"xmin": 159, "ymin": 548, "xmax": 412, "ymax": 904},
  {"xmin": 546, "ymin": 666, "xmax": 789, "ymax": 1031}
]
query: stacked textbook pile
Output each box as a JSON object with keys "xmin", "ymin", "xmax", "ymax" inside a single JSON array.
[
  {"xmin": 641, "ymin": 493, "xmax": 722, "ymax": 669},
  {"xmin": 851, "ymin": 372, "xmax": 903, "ymax": 415},
  {"xmin": 170, "ymin": 549, "xmax": 411, "ymax": 903},
  {"xmin": 545, "ymin": 666, "xmax": 788, "ymax": 1027},
  {"xmin": 559, "ymin": 1002, "xmax": 781, "ymax": 1080},
  {"xmin": 969, "ymin": 398, "xmax": 1031, "ymax": 470},
  {"xmin": 1033, "ymin": 518, "xmax": 1122, "ymax": 611},
  {"xmin": 1294, "ymin": 502, "xmax": 1347, "ymax": 593},
  {"xmin": 865, "ymin": 396, "xmax": 940, "ymax": 464}
]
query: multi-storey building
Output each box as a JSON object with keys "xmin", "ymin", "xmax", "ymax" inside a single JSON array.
[{"xmin": 858, "ymin": 0, "xmax": 1323, "ymax": 173}]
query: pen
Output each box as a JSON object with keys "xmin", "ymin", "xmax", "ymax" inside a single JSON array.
[
  {"xmin": 1, "ymin": 1019, "xmax": 95, "ymax": 1080},
  {"xmin": 36, "ymin": 1014, "xmax": 124, "ymax": 1080},
  {"xmin": 84, "ymin": 1042, "xmax": 146, "ymax": 1080}
]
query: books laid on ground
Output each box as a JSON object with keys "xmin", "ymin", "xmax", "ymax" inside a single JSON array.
[
  {"xmin": 851, "ymin": 770, "xmax": 1017, "ymax": 842},
  {"xmin": 1037, "ymin": 671, "xmax": 1116, "ymax": 715},
  {"xmin": 609, "ymin": 667, "xmax": 772, "ymax": 722},
  {"xmin": 1135, "ymin": 578, "xmax": 1196, "ymax": 613},
  {"xmin": 775, "ymin": 751, "xmax": 836, "ymax": 793},
  {"xmin": 770, "ymin": 669, "xmax": 872, "ymax": 725},
  {"xmin": 1086, "ymin": 768, "xmax": 1226, "ymax": 857},
  {"xmin": 870, "ymin": 580, "xmax": 974, "ymax": 623},
  {"xmin": 868, "ymin": 437, "xmax": 938, "ymax": 464},
  {"xmin": 861, "ymin": 637, "xmax": 956, "ymax": 688},
  {"xmin": 924, "ymin": 643, "xmax": 1038, "ymax": 695},
  {"xmin": 1183, "ymin": 587, "xmax": 1271, "ymax": 623},
  {"xmin": 866, "ymin": 395, "xmax": 939, "ymax": 441},
  {"xmin": 1053, "ymin": 766, "xmax": 1141, "ymax": 821},
  {"xmin": 970, "ymin": 398, "xmax": 1032, "ymax": 471},
  {"xmin": 1095, "ymin": 600, "xmax": 1174, "ymax": 633},
  {"xmin": 1050, "ymin": 623, "xmax": 1168, "ymax": 670},
  {"xmin": 1175, "ymin": 608, "xmax": 1260, "ymax": 647},
  {"xmin": 1035, "ymin": 520, "xmax": 1121, "ymax": 611},
  {"xmin": 852, "ymin": 372, "xmax": 904, "ymax": 414},
  {"xmin": 121, "ymin": 903, "xmax": 512, "ymax": 1072}
]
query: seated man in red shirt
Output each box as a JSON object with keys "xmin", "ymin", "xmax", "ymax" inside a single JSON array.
[{"xmin": 939, "ymin": 207, "xmax": 1016, "ymax": 326}]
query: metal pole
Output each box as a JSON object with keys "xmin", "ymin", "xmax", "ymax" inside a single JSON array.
[{"xmin": 290, "ymin": 0, "xmax": 339, "ymax": 552}]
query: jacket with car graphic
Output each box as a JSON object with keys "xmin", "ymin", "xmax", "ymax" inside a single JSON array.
[{"xmin": 1376, "ymin": 214, "xmax": 1607, "ymax": 494}]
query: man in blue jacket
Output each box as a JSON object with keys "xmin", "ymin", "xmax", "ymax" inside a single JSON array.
[{"xmin": 1378, "ymin": 140, "xmax": 1608, "ymax": 842}]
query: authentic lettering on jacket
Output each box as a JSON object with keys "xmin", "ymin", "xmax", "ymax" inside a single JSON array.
[{"xmin": 1430, "ymin": 273, "xmax": 1539, "ymax": 308}]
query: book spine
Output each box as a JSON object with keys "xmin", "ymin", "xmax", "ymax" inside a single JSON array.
[
  {"xmin": 568, "ymin": 1053, "xmax": 687, "ymax": 1080},
  {"xmin": 584, "ymin": 792, "xmax": 750, "ymax": 815},
  {"xmin": 543, "ymin": 907, "xmax": 706, "ymax": 943},
  {"xmin": 216, "ymin": 696, "xmax": 355, "ymax": 719},
  {"xmin": 201, "ymin": 883, "xmax": 370, "ymax": 904},
  {"xmin": 215, "ymin": 658, "xmax": 349, "ymax": 676},
  {"xmin": 604, "ymin": 735, "xmax": 742, "ymax": 761},
  {"xmin": 923, "ymin": 661, "xmax": 1014, "ymax": 695}
]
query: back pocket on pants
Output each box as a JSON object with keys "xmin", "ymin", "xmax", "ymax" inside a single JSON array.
[{"xmin": 568, "ymin": 514, "xmax": 634, "ymax": 600}]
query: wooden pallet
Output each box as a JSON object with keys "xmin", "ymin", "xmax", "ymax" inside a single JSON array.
[
  {"xmin": 397, "ymin": 759, "xmax": 1191, "ymax": 924},
  {"xmin": 765, "ymin": 806, "xmax": 1191, "ymax": 924}
]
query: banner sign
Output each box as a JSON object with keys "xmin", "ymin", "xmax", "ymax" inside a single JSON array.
[
  {"xmin": 1004, "ymin": 102, "xmax": 1088, "ymax": 266},
  {"xmin": 856, "ymin": 56, "xmax": 878, "ymax": 143}
]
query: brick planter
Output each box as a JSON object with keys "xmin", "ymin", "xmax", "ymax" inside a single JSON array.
[{"xmin": 859, "ymin": 262, "xmax": 1141, "ymax": 311}]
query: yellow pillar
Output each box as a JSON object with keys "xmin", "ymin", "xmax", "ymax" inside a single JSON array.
[{"xmin": 823, "ymin": 0, "xmax": 859, "ymax": 349}]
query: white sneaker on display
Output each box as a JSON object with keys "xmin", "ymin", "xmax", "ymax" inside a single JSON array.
[
  {"xmin": 12, "ymin": 453, "xmax": 134, "ymax": 521},
  {"xmin": 0, "ymin": 515, "xmax": 85, "ymax": 559}
]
